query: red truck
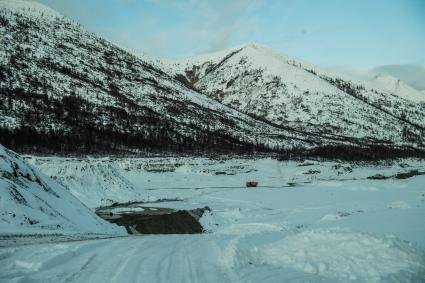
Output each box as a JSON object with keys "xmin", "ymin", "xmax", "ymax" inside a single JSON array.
[{"xmin": 246, "ymin": 181, "xmax": 258, "ymax": 187}]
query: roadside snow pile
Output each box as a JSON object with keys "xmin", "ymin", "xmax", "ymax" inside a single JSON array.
[
  {"xmin": 28, "ymin": 158, "xmax": 144, "ymax": 208},
  {"xmin": 0, "ymin": 145, "xmax": 123, "ymax": 235},
  {"xmin": 257, "ymin": 229, "xmax": 425, "ymax": 282}
]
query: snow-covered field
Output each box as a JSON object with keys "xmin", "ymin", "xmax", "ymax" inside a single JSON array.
[{"xmin": 2, "ymin": 156, "xmax": 425, "ymax": 282}]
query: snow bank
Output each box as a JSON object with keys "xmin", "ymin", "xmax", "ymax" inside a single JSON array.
[
  {"xmin": 0, "ymin": 144, "xmax": 124, "ymax": 235},
  {"xmin": 257, "ymin": 229, "xmax": 425, "ymax": 282},
  {"xmin": 29, "ymin": 158, "xmax": 144, "ymax": 208}
]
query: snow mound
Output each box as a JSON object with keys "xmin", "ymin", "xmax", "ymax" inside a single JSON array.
[
  {"xmin": 320, "ymin": 213, "xmax": 343, "ymax": 221},
  {"xmin": 29, "ymin": 158, "xmax": 144, "ymax": 208},
  {"xmin": 0, "ymin": 144, "xmax": 123, "ymax": 235},
  {"xmin": 257, "ymin": 229, "xmax": 425, "ymax": 282}
]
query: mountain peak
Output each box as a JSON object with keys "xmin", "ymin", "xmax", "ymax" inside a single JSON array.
[
  {"xmin": 373, "ymin": 73, "xmax": 400, "ymax": 83},
  {"xmin": 240, "ymin": 42, "xmax": 267, "ymax": 50},
  {"xmin": 371, "ymin": 73, "xmax": 425, "ymax": 102},
  {"xmin": 238, "ymin": 42, "xmax": 282, "ymax": 55},
  {"xmin": 372, "ymin": 73, "xmax": 413, "ymax": 89},
  {"xmin": 0, "ymin": 0, "xmax": 62, "ymax": 17}
]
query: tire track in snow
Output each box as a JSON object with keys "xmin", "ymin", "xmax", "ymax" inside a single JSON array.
[
  {"xmin": 108, "ymin": 243, "xmax": 140, "ymax": 282},
  {"xmin": 64, "ymin": 254, "xmax": 97, "ymax": 283}
]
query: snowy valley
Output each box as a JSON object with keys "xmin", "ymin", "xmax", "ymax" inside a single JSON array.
[
  {"xmin": 1, "ymin": 0, "xmax": 425, "ymax": 155},
  {"xmin": 1, "ymin": 0, "xmax": 425, "ymax": 282},
  {"xmin": 1, "ymin": 146, "xmax": 425, "ymax": 282}
]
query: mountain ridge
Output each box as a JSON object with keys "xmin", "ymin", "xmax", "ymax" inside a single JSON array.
[
  {"xmin": 155, "ymin": 43, "xmax": 424, "ymax": 149},
  {"xmin": 370, "ymin": 73, "xmax": 425, "ymax": 103},
  {"xmin": 1, "ymin": 0, "xmax": 424, "ymax": 157},
  {"xmin": 0, "ymin": 0, "xmax": 327, "ymax": 154}
]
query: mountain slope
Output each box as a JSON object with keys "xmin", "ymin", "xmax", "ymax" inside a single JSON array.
[
  {"xmin": 0, "ymin": 1, "xmax": 325, "ymax": 154},
  {"xmin": 0, "ymin": 144, "xmax": 123, "ymax": 234},
  {"xmin": 370, "ymin": 74, "xmax": 425, "ymax": 103},
  {"xmin": 159, "ymin": 44, "xmax": 425, "ymax": 149},
  {"xmin": 0, "ymin": 1, "xmax": 424, "ymax": 155}
]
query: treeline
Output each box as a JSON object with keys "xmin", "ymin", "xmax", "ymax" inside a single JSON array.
[
  {"xmin": 322, "ymin": 75, "xmax": 425, "ymax": 135},
  {"xmin": 0, "ymin": 127, "xmax": 271, "ymax": 155},
  {"xmin": 1, "ymin": 84, "xmax": 279, "ymax": 155},
  {"xmin": 2, "ymin": 86, "xmax": 425, "ymax": 159},
  {"xmin": 279, "ymin": 145, "xmax": 425, "ymax": 161}
]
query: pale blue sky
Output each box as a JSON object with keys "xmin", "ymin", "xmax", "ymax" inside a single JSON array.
[{"xmin": 36, "ymin": 0, "xmax": 425, "ymax": 68}]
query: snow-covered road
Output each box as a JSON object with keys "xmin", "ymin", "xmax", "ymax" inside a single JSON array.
[
  {"xmin": 2, "ymin": 157, "xmax": 425, "ymax": 282},
  {"xmin": 0, "ymin": 236, "xmax": 235, "ymax": 283},
  {"xmin": 2, "ymin": 227, "xmax": 424, "ymax": 283}
]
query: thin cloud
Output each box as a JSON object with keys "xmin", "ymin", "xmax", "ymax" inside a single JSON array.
[{"xmin": 140, "ymin": 0, "xmax": 262, "ymax": 57}]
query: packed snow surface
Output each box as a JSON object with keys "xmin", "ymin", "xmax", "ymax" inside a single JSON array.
[
  {"xmin": 258, "ymin": 229, "xmax": 424, "ymax": 282},
  {"xmin": 2, "ymin": 156, "xmax": 425, "ymax": 282}
]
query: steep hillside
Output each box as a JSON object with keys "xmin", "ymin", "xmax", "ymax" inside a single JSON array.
[
  {"xmin": 0, "ymin": 144, "xmax": 123, "ymax": 234},
  {"xmin": 0, "ymin": 1, "xmax": 323, "ymax": 154},
  {"xmin": 26, "ymin": 156, "xmax": 146, "ymax": 208},
  {"xmin": 160, "ymin": 44, "xmax": 425, "ymax": 149}
]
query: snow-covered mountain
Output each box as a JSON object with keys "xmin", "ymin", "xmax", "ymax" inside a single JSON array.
[
  {"xmin": 373, "ymin": 64, "xmax": 425, "ymax": 91},
  {"xmin": 370, "ymin": 74, "xmax": 425, "ymax": 103},
  {"xmin": 0, "ymin": 0, "xmax": 323, "ymax": 154},
  {"xmin": 0, "ymin": 144, "xmax": 123, "ymax": 234},
  {"xmin": 0, "ymin": 0, "xmax": 424, "ymax": 155},
  {"xmin": 158, "ymin": 43, "xmax": 425, "ymax": 148}
]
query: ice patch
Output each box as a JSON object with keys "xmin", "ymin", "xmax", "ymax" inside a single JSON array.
[
  {"xmin": 13, "ymin": 260, "xmax": 42, "ymax": 272},
  {"xmin": 110, "ymin": 207, "xmax": 145, "ymax": 214},
  {"xmin": 256, "ymin": 229, "xmax": 425, "ymax": 282}
]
